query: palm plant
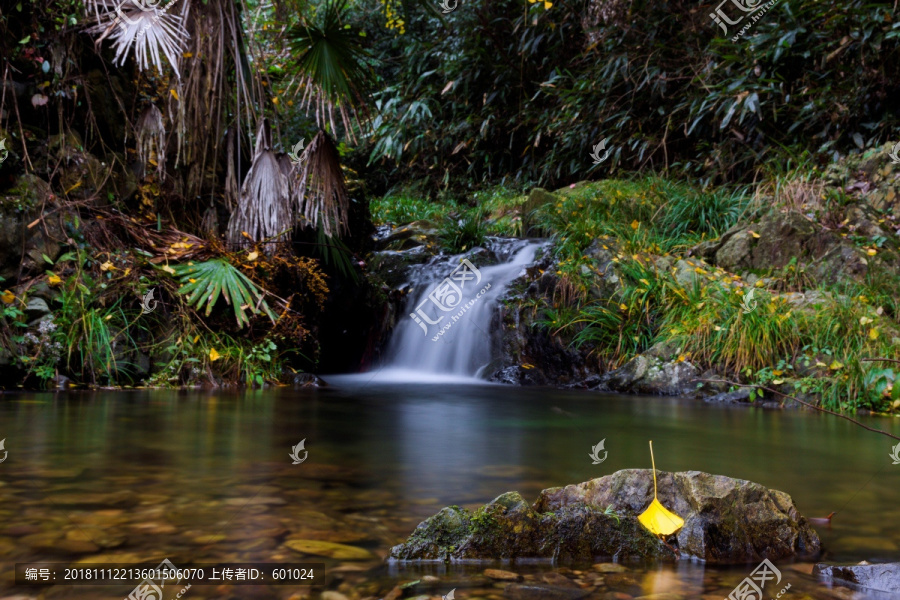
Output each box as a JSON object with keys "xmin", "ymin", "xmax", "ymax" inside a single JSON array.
[{"xmin": 171, "ymin": 259, "xmax": 277, "ymax": 328}]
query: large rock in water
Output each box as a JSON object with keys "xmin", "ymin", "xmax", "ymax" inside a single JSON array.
[
  {"xmin": 390, "ymin": 470, "xmax": 820, "ymax": 564},
  {"xmin": 813, "ymin": 562, "xmax": 900, "ymax": 594}
]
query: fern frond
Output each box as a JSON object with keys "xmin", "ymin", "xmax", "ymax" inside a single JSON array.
[{"xmin": 170, "ymin": 259, "xmax": 277, "ymax": 328}]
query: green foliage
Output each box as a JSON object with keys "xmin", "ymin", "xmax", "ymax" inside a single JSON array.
[
  {"xmin": 370, "ymin": 193, "xmax": 453, "ymax": 225},
  {"xmin": 439, "ymin": 208, "xmax": 488, "ymax": 253},
  {"xmin": 171, "ymin": 259, "xmax": 278, "ymax": 328},
  {"xmin": 357, "ymin": 0, "xmax": 900, "ymax": 190}
]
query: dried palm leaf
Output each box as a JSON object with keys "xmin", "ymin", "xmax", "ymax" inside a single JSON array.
[
  {"xmin": 135, "ymin": 104, "xmax": 167, "ymax": 181},
  {"xmin": 226, "ymin": 120, "xmax": 292, "ymax": 252},
  {"xmin": 293, "ymin": 130, "xmax": 349, "ymax": 238},
  {"xmin": 85, "ymin": 0, "xmax": 190, "ymax": 79}
]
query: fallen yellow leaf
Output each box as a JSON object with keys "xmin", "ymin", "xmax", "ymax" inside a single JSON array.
[
  {"xmin": 170, "ymin": 89, "xmax": 179, "ymax": 100},
  {"xmin": 631, "ymin": 220, "xmax": 640, "ymax": 230},
  {"xmin": 247, "ymin": 251, "xmax": 259, "ymax": 262},
  {"xmin": 48, "ymin": 274, "xmax": 62, "ymax": 285},
  {"xmin": 749, "ymin": 230, "xmax": 761, "ymax": 238},
  {"xmin": 867, "ymin": 248, "xmax": 877, "ymax": 256},
  {"xmin": 869, "ymin": 328, "xmax": 880, "ymax": 340},
  {"xmin": 0, "ymin": 290, "xmax": 14, "ymax": 304},
  {"xmin": 209, "ymin": 348, "xmax": 221, "ymax": 362},
  {"xmin": 772, "ymin": 379, "xmax": 784, "ymax": 385},
  {"xmin": 638, "ymin": 441, "xmax": 684, "ymax": 537},
  {"xmin": 100, "ymin": 261, "xmax": 115, "ymax": 272},
  {"xmin": 162, "ymin": 265, "xmax": 176, "ymax": 275},
  {"xmin": 829, "ymin": 360, "xmax": 844, "ymax": 371}
]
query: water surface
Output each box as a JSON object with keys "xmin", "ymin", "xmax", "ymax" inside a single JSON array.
[{"xmin": 1, "ymin": 383, "xmax": 899, "ymax": 599}]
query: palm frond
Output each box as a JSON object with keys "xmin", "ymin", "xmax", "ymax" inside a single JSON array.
[
  {"xmin": 85, "ymin": 0, "xmax": 189, "ymax": 79},
  {"xmin": 171, "ymin": 259, "xmax": 277, "ymax": 328},
  {"xmin": 294, "ymin": 130, "xmax": 350, "ymax": 238},
  {"xmin": 288, "ymin": 0, "xmax": 373, "ymax": 138},
  {"xmin": 226, "ymin": 120, "xmax": 293, "ymax": 251},
  {"xmin": 135, "ymin": 104, "xmax": 167, "ymax": 181}
]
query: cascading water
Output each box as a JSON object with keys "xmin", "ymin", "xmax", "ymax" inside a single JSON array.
[{"xmin": 373, "ymin": 238, "xmax": 545, "ymax": 382}]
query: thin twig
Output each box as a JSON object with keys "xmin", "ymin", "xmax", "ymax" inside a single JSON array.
[{"xmin": 696, "ymin": 379, "xmax": 900, "ymax": 441}]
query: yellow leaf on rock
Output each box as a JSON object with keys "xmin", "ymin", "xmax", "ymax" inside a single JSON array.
[
  {"xmin": 749, "ymin": 230, "xmax": 761, "ymax": 238},
  {"xmin": 170, "ymin": 89, "xmax": 178, "ymax": 100},
  {"xmin": 1, "ymin": 290, "xmax": 14, "ymax": 304},
  {"xmin": 209, "ymin": 348, "xmax": 221, "ymax": 362},
  {"xmin": 638, "ymin": 441, "xmax": 684, "ymax": 537}
]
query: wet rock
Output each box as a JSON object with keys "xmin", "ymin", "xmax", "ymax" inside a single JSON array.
[
  {"xmin": 293, "ymin": 373, "xmax": 328, "ymax": 387},
  {"xmin": 484, "ymin": 569, "xmax": 522, "ymax": 581},
  {"xmin": 489, "ymin": 366, "xmax": 548, "ymax": 386},
  {"xmin": 703, "ymin": 389, "xmax": 751, "ymax": 404},
  {"xmin": 596, "ymin": 354, "xmax": 699, "ymax": 396},
  {"xmin": 369, "ymin": 247, "xmax": 433, "ymax": 289},
  {"xmin": 284, "ymin": 539, "xmax": 375, "ymax": 560},
  {"xmin": 504, "ymin": 583, "xmax": 591, "ymax": 600},
  {"xmin": 813, "ymin": 562, "xmax": 900, "ymax": 594},
  {"xmin": 391, "ymin": 470, "xmax": 819, "ymax": 564}
]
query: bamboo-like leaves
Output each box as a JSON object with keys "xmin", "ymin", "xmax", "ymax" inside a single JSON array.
[{"xmin": 170, "ymin": 259, "xmax": 276, "ymax": 328}]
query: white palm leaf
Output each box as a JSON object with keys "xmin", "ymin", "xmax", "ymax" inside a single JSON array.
[
  {"xmin": 85, "ymin": 0, "xmax": 189, "ymax": 79},
  {"xmin": 226, "ymin": 120, "xmax": 293, "ymax": 252}
]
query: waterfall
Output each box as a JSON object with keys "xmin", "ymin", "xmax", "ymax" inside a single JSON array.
[{"xmin": 373, "ymin": 239, "xmax": 545, "ymax": 382}]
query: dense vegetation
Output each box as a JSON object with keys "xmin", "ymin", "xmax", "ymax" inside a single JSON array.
[{"xmin": 0, "ymin": 0, "xmax": 899, "ymax": 413}]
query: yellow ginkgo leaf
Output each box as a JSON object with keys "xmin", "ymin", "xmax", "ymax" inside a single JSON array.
[
  {"xmin": 247, "ymin": 251, "xmax": 259, "ymax": 262},
  {"xmin": 638, "ymin": 441, "xmax": 684, "ymax": 537},
  {"xmin": 209, "ymin": 348, "xmax": 221, "ymax": 362},
  {"xmin": 48, "ymin": 274, "xmax": 62, "ymax": 285},
  {"xmin": 1, "ymin": 290, "xmax": 15, "ymax": 304}
]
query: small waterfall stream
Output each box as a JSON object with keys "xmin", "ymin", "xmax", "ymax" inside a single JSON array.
[{"xmin": 374, "ymin": 238, "xmax": 545, "ymax": 382}]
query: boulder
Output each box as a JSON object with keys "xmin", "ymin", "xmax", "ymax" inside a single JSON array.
[
  {"xmin": 390, "ymin": 470, "xmax": 820, "ymax": 564},
  {"xmin": 813, "ymin": 562, "xmax": 900, "ymax": 594},
  {"xmin": 596, "ymin": 354, "xmax": 699, "ymax": 396}
]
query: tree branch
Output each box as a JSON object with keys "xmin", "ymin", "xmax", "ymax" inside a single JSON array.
[{"xmin": 696, "ymin": 379, "xmax": 900, "ymax": 441}]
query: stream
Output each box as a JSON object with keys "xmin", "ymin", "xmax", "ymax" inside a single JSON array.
[{"xmin": 1, "ymin": 385, "xmax": 899, "ymax": 599}]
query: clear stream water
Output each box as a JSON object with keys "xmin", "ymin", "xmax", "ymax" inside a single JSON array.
[{"xmin": 1, "ymin": 385, "xmax": 900, "ymax": 599}]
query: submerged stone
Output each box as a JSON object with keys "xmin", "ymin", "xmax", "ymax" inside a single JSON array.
[
  {"xmin": 390, "ymin": 470, "xmax": 820, "ymax": 564},
  {"xmin": 813, "ymin": 562, "xmax": 900, "ymax": 594}
]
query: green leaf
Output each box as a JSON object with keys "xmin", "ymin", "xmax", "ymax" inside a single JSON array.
[{"xmin": 18, "ymin": 36, "xmax": 30, "ymax": 44}]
